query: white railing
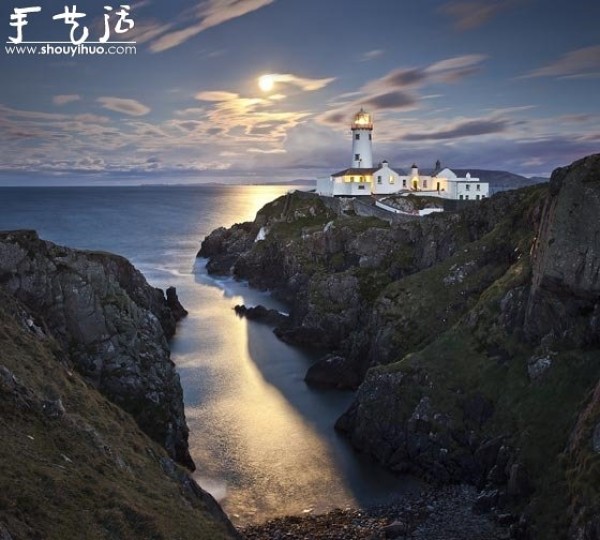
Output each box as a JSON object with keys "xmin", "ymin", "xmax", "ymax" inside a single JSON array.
[
  {"xmin": 375, "ymin": 200, "xmax": 444, "ymax": 217},
  {"xmin": 375, "ymin": 200, "xmax": 416, "ymax": 215}
]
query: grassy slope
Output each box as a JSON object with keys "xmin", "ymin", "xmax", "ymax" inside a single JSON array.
[
  {"xmin": 374, "ymin": 231, "xmax": 600, "ymax": 537},
  {"xmin": 0, "ymin": 294, "xmax": 234, "ymax": 540}
]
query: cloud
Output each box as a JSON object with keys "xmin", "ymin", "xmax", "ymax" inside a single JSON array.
[
  {"xmin": 259, "ymin": 73, "xmax": 336, "ymax": 92},
  {"xmin": 319, "ymin": 111, "xmax": 347, "ymax": 125},
  {"xmin": 363, "ymin": 91, "xmax": 417, "ymax": 110},
  {"xmin": 53, "ymin": 94, "xmax": 81, "ymax": 106},
  {"xmin": 97, "ymin": 97, "xmax": 151, "ymax": 116},
  {"xmin": 247, "ymin": 147, "xmax": 286, "ymax": 154},
  {"xmin": 150, "ymin": 0, "xmax": 276, "ymax": 53},
  {"xmin": 377, "ymin": 68, "xmax": 429, "ymax": 88},
  {"xmin": 439, "ymin": 0, "xmax": 516, "ymax": 30},
  {"xmin": 173, "ymin": 120, "xmax": 204, "ymax": 132},
  {"xmin": 359, "ymin": 49, "xmax": 384, "ymax": 62},
  {"xmin": 121, "ymin": 20, "xmax": 173, "ymax": 44},
  {"xmin": 319, "ymin": 55, "xmax": 486, "ymax": 126},
  {"xmin": 195, "ymin": 91, "xmax": 240, "ymax": 101},
  {"xmin": 364, "ymin": 55, "xmax": 486, "ymax": 93},
  {"xmin": 192, "ymin": 87, "xmax": 309, "ymax": 148},
  {"xmin": 73, "ymin": 114, "xmax": 111, "ymax": 124},
  {"xmin": 149, "ymin": 25, "xmax": 206, "ymax": 53},
  {"xmin": 403, "ymin": 119, "xmax": 508, "ymax": 141},
  {"xmin": 522, "ymin": 45, "xmax": 600, "ymax": 79},
  {"xmin": 425, "ymin": 54, "xmax": 487, "ymax": 81}
]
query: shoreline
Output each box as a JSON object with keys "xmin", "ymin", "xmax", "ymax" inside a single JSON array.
[{"xmin": 241, "ymin": 484, "xmax": 510, "ymax": 540}]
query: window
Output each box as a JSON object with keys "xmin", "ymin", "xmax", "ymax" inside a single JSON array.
[
  {"xmin": 389, "ymin": 176, "xmax": 395, "ymax": 184},
  {"xmin": 459, "ymin": 195, "xmax": 464, "ymax": 200},
  {"xmin": 476, "ymin": 184, "xmax": 480, "ymax": 191},
  {"xmin": 423, "ymin": 179, "xmax": 427, "ymax": 188},
  {"xmin": 402, "ymin": 179, "xmax": 407, "ymax": 188},
  {"xmin": 377, "ymin": 175, "xmax": 382, "ymax": 184},
  {"xmin": 466, "ymin": 184, "xmax": 470, "ymax": 191},
  {"xmin": 476, "ymin": 195, "xmax": 480, "ymax": 200},
  {"xmin": 358, "ymin": 185, "xmax": 365, "ymax": 190},
  {"xmin": 355, "ymin": 154, "xmax": 360, "ymax": 161},
  {"xmin": 360, "ymin": 176, "xmax": 364, "ymax": 182},
  {"xmin": 351, "ymin": 176, "xmax": 355, "ymax": 181},
  {"xmin": 355, "ymin": 134, "xmax": 360, "ymax": 140},
  {"xmin": 369, "ymin": 134, "xmax": 372, "ymax": 140},
  {"xmin": 465, "ymin": 195, "xmax": 470, "ymax": 200}
]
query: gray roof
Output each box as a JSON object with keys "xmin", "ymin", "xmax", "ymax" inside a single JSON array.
[{"xmin": 332, "ymin": 167, "xmax": 379, "ymax": 177}]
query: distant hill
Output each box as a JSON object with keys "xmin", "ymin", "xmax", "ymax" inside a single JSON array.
[
  {"xmin": 528, "ymin": 176, "xmax": 551, "ymax": 184},
  {"xmin": 259, "ymin": 179, "xmax": 314, "ymax": 186}
]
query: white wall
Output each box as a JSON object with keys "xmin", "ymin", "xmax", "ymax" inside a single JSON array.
[
  {"xmin": 372, "ymin": 164, "xmax": 402, "ymax": 194},
  {"xmin": 351, "ymin": 128, "xmax": 373, "ymax": 168},
  {"xmin": 318, "ymin": 176, "xmax": 371, "ymax": 196},
  {"xmin": 316, "ymin": 177, "xmax": 335, "ymax": 196},
  {"xmin": 454, "ymin": 177, "xmax": 489, "ymax": 200}
]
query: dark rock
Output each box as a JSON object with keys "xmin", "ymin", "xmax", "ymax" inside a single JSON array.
[
  {"xmin": 159, "ymin": 458, "xmax": 241, "ymax": 539},
  {"xmin": 0, "ymin": 523, "xmax": 13, "ymax": 540},
  {"xmin": 509, "ymin": 514, "xmax": 531, "ymax": 540},
  {"xmin": 273, "ymin": 326, "xmax": 329, "ymax": 348},
  {"xmin": 233, "ymin": 304, "xmax": 288, "ymax": 326},
  {"xmin": 526, "ymin": 355, "xmax": 553, "ymax": 381},
  {"xmin": 525, "ymin": 153, "xmax": 600, "ymax": 347},
  {"xmin": 382, "ymin": 519, "xmax": 407, "ymax": 538},
  {"xmin": 487, "ymin": 464, "xmax": 508, "ymax": 485},
  {"xmin": 582, "ymin": 517, "xmax": 600, "ymax": 540},
  {"xmin": 462, "ymin": 393, "xmax": 494, "ymax": 430},
  {"xmin": 0, "ymin": 231, "xmax": 193, "ymax": 470},
  {"xmin": 41, "ymin": 398, "xmax": 65, "ymax": 419},
  {"xmin": 166, "ymin": 286, "xmax": 188, "ymax": 321},
  {"xmin": 473, "ymin": 489, "xmax": 499, "ymax": 514},
  {"xmin": 507, "ymin": 464, "xmax": 531, "ymax": 499},
  {"xmin": 474, "ymin": 436, "xmax": 504, "ymax": 483},
  {"xmin": 497, "ymin": 513, "xmax": 517, "ymax": 526},
  {"xmin": 206, "ymin": 254, "xmax": 239, "ymax": 275},
  {"xmin": 593, "ymin": 423, "xmax": 600, "ymax": 453},
  {"xmin": 197, "ymin": 222, "xmax": 257, "ymax": 260},
  {"xmin": 304, "ymin": 354, "xmax": 362, "ymax": 390}
]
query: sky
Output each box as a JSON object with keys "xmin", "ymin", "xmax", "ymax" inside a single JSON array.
[{"xmin": 0, "ymin": 0, "xmax": 598, "ymax": 185}]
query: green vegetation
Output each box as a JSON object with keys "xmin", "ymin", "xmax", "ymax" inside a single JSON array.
[
  {"xmin": 0, "ymin": 293, "xmax": 234, "ymax": 540},
  {"xmin": 374, "ymin": 239, "xmax": 600, "ymax": 538}
]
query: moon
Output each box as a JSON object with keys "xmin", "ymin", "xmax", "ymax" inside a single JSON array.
[{"xmin": 258, "ymin": 74, "xmax": 275, "ymax": 92}]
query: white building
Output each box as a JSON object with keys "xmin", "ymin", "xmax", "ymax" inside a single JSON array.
[{"xmin": 316, "ymin": 109, "xmax": 489, "ymax": 201}]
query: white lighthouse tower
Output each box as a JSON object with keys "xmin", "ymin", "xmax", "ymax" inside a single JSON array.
[{"xmin": 350, "ymin": 108, "xmax": 373, "ymax": 168}]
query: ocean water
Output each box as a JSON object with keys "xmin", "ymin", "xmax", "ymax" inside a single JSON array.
[{"xmin": 0, "ymin": 185, "xmax": 417, "ymax": 525}]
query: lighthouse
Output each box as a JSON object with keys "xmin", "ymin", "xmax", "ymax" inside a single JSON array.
[
  {"xmin": 350, "ymin": 108, "xmax": 373, "ymax": 168},
  {"xmin": 316, "ymin": 109, "xmax": 490, "ymax": 200}
]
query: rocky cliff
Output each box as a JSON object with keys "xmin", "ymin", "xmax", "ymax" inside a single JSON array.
[
  {"xmin": 198, "ymin": 154, "xmax": 600, "ymax": 539},
  {"xmin": 0, "ymin": 231, "xmax": 193, "ymax": 470},
  {"xmin": 0, "ymin": 287, "xmax": 238, "ymax": 539}
]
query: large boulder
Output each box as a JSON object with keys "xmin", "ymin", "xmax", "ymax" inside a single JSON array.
[{"xmin": 304, "ymin": 354, "xmax": 363, "ymax": 390}]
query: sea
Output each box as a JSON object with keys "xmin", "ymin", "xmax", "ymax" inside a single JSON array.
[{"xmin": 0, "ymin": 185, "xmax": 418, "ymax": 525}]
